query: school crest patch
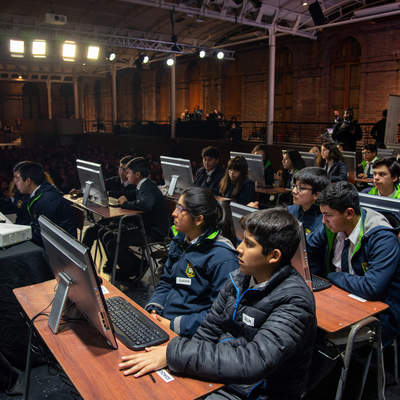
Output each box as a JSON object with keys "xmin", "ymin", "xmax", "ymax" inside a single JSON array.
[{"xmin": 185, "ymin": 263, "xmax": 195, "ymax": 278}]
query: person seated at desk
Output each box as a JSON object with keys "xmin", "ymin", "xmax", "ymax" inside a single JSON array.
[
  {"xmin": 306, "ymin": 181, "xmax": 400, "ymax": 346},
  {"xmin": 219, "ymin": 156, "xmax": 255, "ymax": 205},
  {"xmin": 102, "ymin": 157, "xmax": 170, "ymax": 278},
  {"xmin": 278, "ymin": 150, "xmax": 305, "ymax": 190},
  {"xmin": 251, "ymin": 144, "xmax": 274, "ymax": 187},
  {"xmin": 288, "ymin": 167, "xmax": 329, "ymax": 235},
  {"xmin": 82, "ymin": 155, "xmax": 136, "ymax": 250},
  {"xmin": 321, "ymin": 142, "xmax": 348, "ymax": 183},
  {"xmin": 194, "ymin": 146, "xmax": 225, "ymax": 195},
  {"xmin": 358, "ymin": 144, "xmax": 378, "ymax": 180},
  {"xmin": 119, "ymin": 208, "xmax": 317, "ymax": 400},
  {"xmin": 362, "ymin": 157, "xmax": 400, "ymax": 199},
  {"xmin": 309, "ymin": 146, "xmax": 325, "ymax": 168},
  {"xmin": 145, "ymin": 187, "xmax": 238, "ymax": 337},
  {"xmin": 12, "ymin": 161, "xmax": 76, "ymax": 246}
]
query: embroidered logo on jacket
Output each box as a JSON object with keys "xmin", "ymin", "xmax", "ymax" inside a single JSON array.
[{"xmin": 185, "ymin": 263, "xmax": 195, "ymax": 278}]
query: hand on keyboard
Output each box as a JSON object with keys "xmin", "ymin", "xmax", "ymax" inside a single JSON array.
[{"xmin": 151, "ymin": 311, "xmax": 171, "ymax": 330}]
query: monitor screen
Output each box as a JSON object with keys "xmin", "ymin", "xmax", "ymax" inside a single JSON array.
[
  {"xmin": 230, "ymin": 201, "xmax": 257, "ymax": 241},
  {"xmin": 160, "ymin": 159, "xmax": 194, "ymax": 196},
  {"xmin": 39, "ymin": 215, "xmax": 118, "ymax": 348},
  {"xmin": 359, "ymin": 193, "xmax": 400, "ymax": 227},
  {"xmin": 160, "ymin": 156, "xmax": 192, "ymax": 169},
  {"xmin": 230, "ymin": 151, "xmax": 264, "ymax": 187},
  {"xmin": 76, "ymin": 159, "xmax": 108, "ymax": 207},
  {"xmin": 342, "ymin": 153, "xmax": 356, "ymax": 173},
  {"xmin": 299, "ymin": 152, "xmax": 316, "ymax": 167}
]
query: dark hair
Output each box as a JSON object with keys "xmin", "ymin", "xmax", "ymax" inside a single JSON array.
[
  {"xmin": 120, "ymin": 155, "xmax": 135, "ymax": 165},
  {"xmin": 14, "ymin": 161, "xmax": 45, "ymax": 185},
  {"xmin": 294, "ymin": 167, "xmax": 330, "ymax": 194},
  {"xmin": 182, "ymin": 187, "xmax": 223, "ymax": 232},
  {"xmin": 126, "ymin": 157, "xmax": 149, "ymax": 177},
  {"xmin": 317, "ymin": 181, "xmax": 361, "ymax": 215},
  {"xmin": 383, "ymin": 109, "xmax": 387, "ymax": 118},
  {"xmin": 322, "ymin": 142, "xmax": 344, "ymax": 162},
  {"xmin": 284, "ymin": 150, "xmax": 306, "ymax": 171},
  {"xmin": 201, "ymin": 146, "xmax": 220, "ymax": 160},
  {"xmin": 13, "ymin": 160, "xmax": 30, "ymax": 173},
  {"xmin": 372, "ymin": 157, "xmax": 400, "ymax": 181},
  {"xmin": 363, "ymin": 144, "xmax": 377, "ymax": 153},
  {"xmin": 219, "ymin": 156, "xmax": 248, "ymax": 198},
  {"xmin": 240, "ymin": 208, "xmax": 300, "ymax": 265},
  {"xmin": 252, "ymin": 144, "xmax": 269, "ymax": 161}
]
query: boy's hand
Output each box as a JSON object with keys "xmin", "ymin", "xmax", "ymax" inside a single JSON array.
[
  {"xmin": 151, "ymin": 310, "xmax": 171, "ymax": 330},
  {"xmin": 118, "ymin": 195, "xmax": 128, "ymax": 205},
  {"xmin": 119, "ymin": 346, "xmax": 168, "ymax": 377}
]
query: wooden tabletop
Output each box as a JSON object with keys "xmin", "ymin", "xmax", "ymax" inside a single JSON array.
[
  {"xmin": 65, "ymin": 194, "xmax": 142, "ymax": 219},
  {"xmin": 313, "ymin": 284, "xmax": 388, "ymax": 333},
  {"xmin": 255, "ymin": 186, "xmax": 291, "ymax": 195},
  {"xmin": 14, "ymin": 280, "xmax": 222, "ymax": 400},
  {"xmin": 355, "ymin": 177, "xmax": 373, "ymax": 184}
]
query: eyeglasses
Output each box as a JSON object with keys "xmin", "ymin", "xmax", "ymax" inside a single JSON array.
[
  {"xmin": 175, "ymin": 203, "xmax": 189, "ymax": 215},
  {"xmin": 293, "ymin": 184, "xmax": 313, "ymax": 193}
]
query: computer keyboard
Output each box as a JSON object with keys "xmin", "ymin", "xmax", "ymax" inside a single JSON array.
[
  {"xmin": 311, "ymin": 275, "xmax": 332, "ymax": 292},
  {"xmin": 105, "ymin": 296, "xmax": 169, "ymax": 350}
]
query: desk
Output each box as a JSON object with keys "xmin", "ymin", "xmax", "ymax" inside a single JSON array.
[
  {"xmin": 314, "ymin": 284, "xmax": 388, "ymax": 333},
  {"xmin": 255, "ymin": 186, "xmax": 291, "ymax": 195},
  {"xmin": 14, "ymin": 279, "xmax": 222, "ymax": 400},
  {"xmin": 355, "ymin": 177, "xmax": 373, "ymax": 184}
]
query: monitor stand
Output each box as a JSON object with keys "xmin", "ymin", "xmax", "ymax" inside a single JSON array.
[
  {"xmin": 82, "ymin": 181, "xmax": 93, "ymax": 206},
  {"xmin": 48, "ymin": 272, "xmax": 73, "ymax": 334},
  {"xmin": 168, "ymin": 175, "xmax": 180, "ymax": 196}
]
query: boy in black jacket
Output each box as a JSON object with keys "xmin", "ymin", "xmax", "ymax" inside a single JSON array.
[{"xmin": 118, "ymin": 208, "xmax": 316, "ymax": 400}]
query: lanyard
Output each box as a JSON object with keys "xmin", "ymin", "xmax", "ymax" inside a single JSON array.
[{"xmin": 27, "ymin": 193, "xmax": 43, "ymax": 216}]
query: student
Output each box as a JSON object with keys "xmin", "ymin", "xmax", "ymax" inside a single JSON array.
[
  {"xmin": 288, "ymin": 167, "xmax": 329, "ymax": 234},
  {"xmin": 306, "ymin": 181, "xmax": 400, "ymax": 346},
  {"xmin": 309, "ymin": 146, "xmax": 325, "ymax": 168},
  {"xmin": 12, "ymin": 161, "xmax": 76, "ymax": 245},
  {"xmin": 102, "ymin": 157, "xmax": 170, "ymax": 277},
  {"xmin": 363, "ymin": 157, "xmax": 400, "ymax": 199},
  {"xmin": 320, "ymin": 142, "xmax": 348, "ymax": 183},
  {"xmin": 278, "ymin": 150, "xmax": 305, "ymax": 189},
  {"xmin": 219, "ymin": 156, "xmax": 255, "ymax": 205},
  {"xmin": 145, "ymin": 187, "xmax": 238, "ymax": 337},
  {"xmin": 119, "ymin": 208, "xmax": 317, "ymax": 400},
  {"xmin": 251, "ymin": 144, "xmax": 274, "ymax": 187},
  {"xmin": 194, "ymin": 146, "xmax": 225, "ymax": 195},
  {"xmin": 358, "ymin": 144, "xmax": 378, "ymax": 180}
]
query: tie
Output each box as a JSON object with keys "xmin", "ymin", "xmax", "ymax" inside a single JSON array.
[{"xmin": 341, "ymin": 239, "xmax": 350, "ymax": 273}]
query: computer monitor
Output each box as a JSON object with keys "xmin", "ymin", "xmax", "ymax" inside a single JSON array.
[
  {"xmin": 76, "ymin": 159, "xmax": 108, "ymax": 207},
  {"xmin": 377, "ymin": 148, "xmax": 395, "ymax": 159},
  {"xmin": 160, "ymin": 156, "xmax": 192, "ymax": 169},
  {"xmin": 230, "ymin": 151, "xmax": 264, "ymax": 187},
  {"xmin": 299, "ymin": 151, "xmax": 316, "ymax": 167},
  {"xmin": 342, "ymin": 152, "xmax": 356, "ymax": 173},
  {"xmin": 230, "ymin": 201, "xmax": 257, "ymax": 241},
  {"xmin": 38, "ymin": 215, "xmax": 118, "ymax": 349},
  {"xmin": 291, "ymin": 222, "xmax": 312, "ymax": 291},
  {"xmin": 358, "ymin": 193, "xmax": 400, "ymax": 227},
  {"xmin": 160, "ymin": 158, "xmax": 194, "ymax": 196}
]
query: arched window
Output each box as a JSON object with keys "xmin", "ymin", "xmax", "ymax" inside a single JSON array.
[
  {"xmin": 275, "ymin": 48, "xmax": 293, "ymax": 121},
  {"xmin": 330, "ymin": 37, "xmax": 361, "ymax": 119}
]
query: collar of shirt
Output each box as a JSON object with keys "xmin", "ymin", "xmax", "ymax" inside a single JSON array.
[
  {"xmin": 136, "ymin": 177, "xmax": 148, "ymax": 191},
  {"xmin": 121, "ymin": 179, "xmax": 129, "ymax": 187},
  {"xmin": 30, "ymin": 185, "xmax": 41, "ymax": 198},
  {"xmin": 206, "ymin": 168, "xmax": 216, "ymax": 177},
  {"xmin": 332, "ymin": 218, "xmax": 361, "ymax": 274},
  {"xmin": 185, "ymin": 234, "xmax": 201, "ymax": 245},
  {"xmin": 249, "ymin": 275, "xmax": 269, "ymax": 289}
]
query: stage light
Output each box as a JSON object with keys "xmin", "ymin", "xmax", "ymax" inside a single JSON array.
[
  {"xmin": 10, "ymin": 39, "xmax": 24, "ymax": 58},
  {"xmin": 87, "ymin": 46, "xmax": 100, "ymax": 60},
  {"xmin": 166, "ymin": 57, "xmax": 174, "ymax": 66},
  {"xmin": 199, "ymin": 50, "xmax": 206, "ymax": 58},
  {"xmin": 32, "ymin": 40, "xmax": 46, "ymax": 58},
  {"xmin": 217, "ymin": 51, "xmax": 224, "ymax": 60},
  {"xmin": 18, "ymin": 75, "xmax": 23, "ymax": 79},
  {"xmin": 142, "ymin": 55, "xmax": 149, "ymax": 64},
  {"xmin": 302, "ymin": 1, "xmax": 308, "ymax": 6},
  {"xmin": 62, "ymin": 41, "xmax": 76, "ymax": 61},
  {"xmin": 108, "ymin": 52, "xmax": 116, "ymax": 61}
]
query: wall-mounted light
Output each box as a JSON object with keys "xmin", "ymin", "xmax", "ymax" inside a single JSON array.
[
  {"xmin": 217, "ymin": 51, "xmax": 224, "ymax": 60},
  {"xmin": 166, "ymin": 57, "xmax": 175, "ymax": 66},
  {"xmin": 199, "ymin": 50, "xmax": 206, "ymax": 58}
]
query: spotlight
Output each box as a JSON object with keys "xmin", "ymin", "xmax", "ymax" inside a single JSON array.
[
  {"xmin": 62, "ymin": 41, "xmax": 76, "ymax": 62},
  {"xmin": 199, "ymin": 50, "xmax": 206, "ymax": 58},
  {"xmin": 142, "ymin": 55, "xmax": 149, "ymax": 64},
  {"xmin": 302, "ymin": 1, "xmax": 308, "ymax": 6},
  {"xmin": 166, "ymin": 57, "xmax": 175, "ymax": 66},
  {"xmin": 217, "ymin": 51, "xmax": 224, "ymax": 60},
  {"xmin": 87, "ymin": 46, "xmax": 100, "ymax": 60},
  {"xmin": 108, "ymin": 52, "xmax": 116, "ymax": 61},
  {"xmin": 10, "ymin": 39, "xmax": 24, "ymax": 58},
  {"xmin": 32, "ymin": 40, "xmax": 46, "ymax": 58},
  {"xmin": 18, "ymin": 75, "xmax": 23, "ymax": 79}
]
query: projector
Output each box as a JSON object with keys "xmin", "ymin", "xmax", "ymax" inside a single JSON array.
[{"xmin": 44, "ymin": 13, "xmax": 67, "ymax": 25}]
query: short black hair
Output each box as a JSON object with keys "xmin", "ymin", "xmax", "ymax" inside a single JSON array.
[
  {"xmin": 294, "ymin": 167, "xmax": 330, "ymax": 194},
  {"xmin": 126, "ymin": 157, "xmax": 150, "ymax": 177},
  {"xmin": 15, "ymin": 161, "xmax": 45, "ymax": 185},
  {"xmin": 283, "ymin": 150, "xmax": 306, "ymax": 171},
  {"xmin": 363, "ymin": 144, "xmax": 377, "ymax": 153},
  {"xmin": 373, "ymin": 157, "xmax": 400, "ymax": 181},
  {"xmin": 317, "ymin": 181, "xmax": 361, "ymax": 215},
  {"xmin": 240, "ymin": 208, "xmax": 300, "ymax": 265},
  {"xmin": 120, "ymin": 155, "xmax": 135, "ymax": 165},
  {"xmin": 201, "ymin": 146, "xmax": 219, "ymax": 160}
]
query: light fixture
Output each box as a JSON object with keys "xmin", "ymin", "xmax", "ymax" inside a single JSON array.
[
  {"xmin": 62, "ymin": 41, "xmax": 76, "ymax": 61},
  {"xmin": 302, "ymin": 1, "xmax": 308, "ymax": 6},
  {"xmin": 87, "ymin": 46, "xmax": 100, "ymax": 60},
  {"xmin": 142, "ymin": 55, "xmax": 149, "ymax": 64},
  {"xmin": 166, "ymin": 57, "xmax": 175, "ymax": 66},
  {"xmin": 217, "ymin": 51, "xmax": 224, "ymax": 60},
  {"xmin": 32, "ymin": 40, "xmax": 46, "ymax": 58},
  {"xmin": 108, "ymin": 52, "xmax": 116, "ymax": 61},
  {"xmin": 18, "ymin": 75, "xmax": 23, "ymax": 79},
  {"xmin": 199, "ymin": 50, "xmax": 206, "ymax": 58},
  {"xmin": 10, "ymin": 39, "xmax": 24, "ymax": 58}
]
